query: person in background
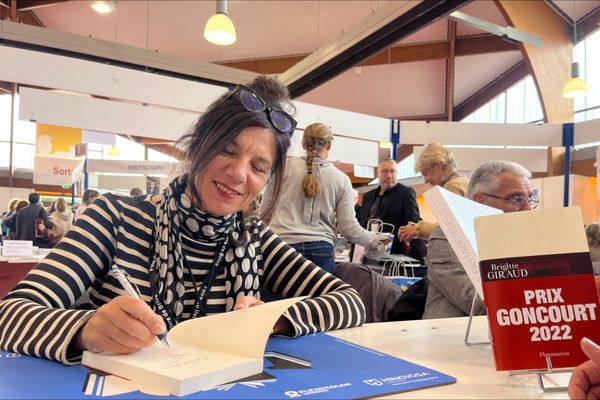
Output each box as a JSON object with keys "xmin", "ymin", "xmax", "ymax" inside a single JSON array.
[
  {"xmin": 586, "ymin": 223, "xmax": 600, "ymax": 262},
  {"xmin": 1, "ymin": 198, "xmax": 20, "ymax": 238},
  {"xmin": 0, "ymin": 76, "xmax": 365, "ymax": 365},
  {"xmin": 423, "ymin": 160, "xmax": 537, "ymax": 319},
  {"xmin": 15, "ymin": 192, "xmax": 52, "ymax": 246},
  {"xmin": 47, "ymin": 198, "xmax": 74, "ymax": 246},
  {"xmin": 398, "ymin": 142, "xmax": 469, "ymax": 242},
  {"xmin": 568, "ymin": 338, "xmax": 600, "ymax": 399},
  {"xmin": 129, "ymin": 187, "xmax": 144, "ymax": 197},
  {"xmin": 355, "ymin": 158, "xmax": 426, "ymax": 262},
  {"xmin": 261, "ymin": 122, "xmax": 384, "ymax": 273},
  {"xmin": 4, "ymin": 199, "xmax": 29, "ymax": 240},
  {"xmin": 73, "ymin": 189, "xmax": 100, "ymax": 222}
]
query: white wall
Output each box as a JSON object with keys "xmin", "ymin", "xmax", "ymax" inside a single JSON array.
[{"xmin": 0, "ymin": 187, "xmax": 33, "ymax": 213}]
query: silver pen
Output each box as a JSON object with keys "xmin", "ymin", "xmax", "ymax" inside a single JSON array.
[{"xmin": 111, "ymin": 265, "xmax": 171, "ymax": 348}]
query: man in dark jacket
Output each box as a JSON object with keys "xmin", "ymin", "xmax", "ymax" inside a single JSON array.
[
  {"xmin": 356, "ymin": 158, "xmax": 426, "ymax": 262},
  {"xmin": 15, "ymin": 192, "xmax": 52, "ymax": 247}
]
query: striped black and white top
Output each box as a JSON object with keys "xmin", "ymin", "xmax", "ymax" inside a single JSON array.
[{"xmin": 0, "ymin": 194, "xmax": 366, "ymax": 365}]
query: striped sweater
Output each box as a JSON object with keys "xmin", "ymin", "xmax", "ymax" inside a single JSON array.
[{"xmin": 0, "ymin": 194, "xmax": 365, "ymax": 365}]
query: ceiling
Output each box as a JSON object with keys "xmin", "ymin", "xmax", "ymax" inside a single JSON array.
[{"xmin": 2, "ymin": 0, "xmax": 600, "ymax": 122}]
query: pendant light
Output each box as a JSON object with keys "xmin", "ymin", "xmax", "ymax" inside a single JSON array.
[
  {"xmin": 562, "ymin": 3, "xmax": 587, "ymax": 99},
  {"xmin": 204, "ymin": 0, "xmax": 236, "ymax": 46}
]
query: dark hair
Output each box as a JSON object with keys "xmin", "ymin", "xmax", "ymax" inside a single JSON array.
[
  {"xmin": 130, "ymin": 187, "xmax": 144, "ymax": 196},
  {"xmin": 28, "ymin": 192, "xmax": 40, "ymax": 204},
  {"xmin": 82, "ymin": 189, "xmax": 100, "ymax": 205},
  {"xmin": 178, "ymin": 75, "xmax": 295, "ymax": 217}
]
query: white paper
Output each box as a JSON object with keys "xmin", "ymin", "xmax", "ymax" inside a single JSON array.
[{"xmin": 423, "ymin": 186, "xmax": 502, "ymax": 299}]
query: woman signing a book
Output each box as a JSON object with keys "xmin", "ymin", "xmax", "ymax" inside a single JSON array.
[{"xmin": 0, "ymin": 76, "xmax": 366, "ymax": 364}]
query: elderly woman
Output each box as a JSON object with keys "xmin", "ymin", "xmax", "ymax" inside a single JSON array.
[
  {"xmin": 0, "ymin": 76, "xmax": 365, "ymax": 363},
  {"xmin": 261, "ymin": 122, "xmax": 384, "ymax": 273},
  {"xmin": 398, "ymin": 142, "xmax": 468, "ymax": 241}
]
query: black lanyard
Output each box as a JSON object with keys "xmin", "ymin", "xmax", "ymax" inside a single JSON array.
[
  {"xmin": 188, "ymin": 234, "xmax": 229, "ymax": 320},
  {"xmin": 150, "ymin": 234, "xmax": 230, "ymax": 330}
]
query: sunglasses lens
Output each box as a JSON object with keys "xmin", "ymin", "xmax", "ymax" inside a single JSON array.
[
  {"xmin": 270, "ymin": 109, "xmax": 296, "ymax": 134},
  {"xmin": 240, "ymin": 89, "xmax": 265, "ymax": 112}
]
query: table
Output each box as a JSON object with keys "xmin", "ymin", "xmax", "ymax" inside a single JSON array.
[
  {"xmin": 0, "ymin": 257, "xmax": 40, "ymax": 298},
  {"xmin": 0, "ymin": 315, "xmax": 573, "ymax": 398},
  {"xmin": 329, "ymin": 316, "xmax": 571, "ymax": 399}
]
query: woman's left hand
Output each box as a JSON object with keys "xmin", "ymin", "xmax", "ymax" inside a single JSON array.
[{"xmin": 233, "ymin": 295, "xmax": 264, "ymax": 311}]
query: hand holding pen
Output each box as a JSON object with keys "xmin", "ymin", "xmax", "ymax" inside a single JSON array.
[
  {"xmin": 111, "ymin": 265, "xmax": 171, "ymax": 348},
  {"xmin": 74, "ymin": 266, "xmax": 170, "ymax": 354}
]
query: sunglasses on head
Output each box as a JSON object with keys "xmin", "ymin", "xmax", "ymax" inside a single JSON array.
[{"xmin": 224, "ymin": 85, "xmax": 297, "ymax": 134}]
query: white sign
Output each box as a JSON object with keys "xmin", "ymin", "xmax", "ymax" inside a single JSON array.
[
  {"xmin": 34, "ymin": 155, "xmax": 82, "ymax": 186},
  {"xmin": 82, "ymin": 129, "xmax": 116, "ymax": 146},
  {"xmin": 2, "ymin": 240, "xmax": 33, "ymax": 257},
  {"xmin": 353, "ymin": 165, "xmax": 375, "ymax": 178},
  {"xmin": 86, "ymin": 159, "xmax": 179, "ymax": 176}
]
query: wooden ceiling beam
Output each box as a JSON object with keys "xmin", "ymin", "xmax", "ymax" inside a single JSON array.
[
  {"xmin": 496, "ymin": 1, "xmax": 573, "ymax": 123},
  {"xmin": 0, "ymin": 81, "xmax": 14, "ymax": 94},
  {"xmin": 453, "ymin": 61, "xmax": 529, "ymax": 121},
  {"xmin": 455, "ymin": 34, "xmax": 519, "ymax": 56},
  {"xmin": 220, "ymin": 34, "xmax": 518, "ymax": 74},
  {"xmin": 0, "ymin": 1, "xmax": 45, "ymax": 26},
  {"xmin": 219, "ymin": 55, "xmax": 305, "ymax": 76},
  {"xmin": 576, "ymin": 6, "xmax": 600, "ymax": 42},
  {"xmin": 396, "ymin": 145, "xmax": 414, "ymax": 163},
  {"xmin": 15, "ymin": 0, "xmax": 66, "ymax": 11}
]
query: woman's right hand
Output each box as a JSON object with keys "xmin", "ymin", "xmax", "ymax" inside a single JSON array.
[{"xmin": 76, "ymin": 296, "xmax": 166, "ymax": 354}]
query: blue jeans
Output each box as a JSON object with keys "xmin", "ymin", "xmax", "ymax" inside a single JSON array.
[
  {"xmin": 260, "ymin": 240, "xmax": 335, "ymax": 303},
  {"xmin": 290, "ymin": 241, "xmax": 335, "ymax": 274}
]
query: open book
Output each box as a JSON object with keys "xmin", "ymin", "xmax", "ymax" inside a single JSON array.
[
  {"xmin": 422, "ymin": 186, "xmax": 502, "ymax": 298},
  {"xmin": 82, "ymin": 297, "xmax": 302, "ymax": 397},
  {"xmin": 475, "ymin": 207, "xmax": 600, "ymax": 371}
]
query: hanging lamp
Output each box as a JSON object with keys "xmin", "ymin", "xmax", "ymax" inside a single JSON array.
[
  {"xmin": 562, "ymin": 62, "xmax": 587, "ymax": 99},
  {"xmin": 204, "ymin": 0, "xmax": 236, "ymax": 46},
  {"xmin": 562, "ymin": 3, "xmax": 587, "ymax": 99}
]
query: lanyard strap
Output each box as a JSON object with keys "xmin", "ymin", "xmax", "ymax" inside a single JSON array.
[
  {"xmin": 149, "ymin": 231, "xmax": 231, "ymax": 330},
  {"xmin": 189, "ymin": 234, "xmax": 229, "ymax": 320}
]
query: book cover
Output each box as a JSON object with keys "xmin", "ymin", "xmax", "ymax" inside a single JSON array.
[
  {"xmin": 423, "ymin": 186, "xmax": 502, "ymax": 299},
  {"xmin": 82, "ymin": 297, "xmax": 302, "ymax": 397},
  {"xmin": 475, "ymin": 207, "xmax": 600, "ymax": 371}
]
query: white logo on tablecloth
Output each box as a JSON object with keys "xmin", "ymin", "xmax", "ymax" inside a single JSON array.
[
  {"xmin": 283, "ymin": 383, "xmax": 351, "ymax": 397},
  {"xmin": 363, "ymin": 379, "xmax": 383, "ymax": 386}
]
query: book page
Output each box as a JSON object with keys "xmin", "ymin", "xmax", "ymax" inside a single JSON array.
[
  {"xmin": 423, "ymin": 186, "xmax": 502, "ymax": 299},
  {"xmin": 475, "ymin": 207, "xmax": 589, "ymax": 260},
  {"xmin": 169, "ymin": 297, "xmax": 304, "ymax": 359},
  {"xmin": 91, "ymin": 341, "xmax": 254, "ymax": 380}
]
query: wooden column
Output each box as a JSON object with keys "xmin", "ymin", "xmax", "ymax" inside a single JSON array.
[
  {"xmin": 10, "ymin": 0, "xmax": 17, "ymax": 20},
  {"xmin": 496, "ymin": 0, "xmax": 573, "ymax": 123},
  {"xmin": 446, "ymin": 20, "xmax": 456, "ymax": 121}
]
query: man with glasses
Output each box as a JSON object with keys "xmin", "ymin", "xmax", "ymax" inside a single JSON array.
[
  {"xmin": 423, "ymin": 160, "xmax": 537, "ymax": 319},
  {"xmin": 356, "ymin": 159, "xmax": 427, "ymax": 262}
]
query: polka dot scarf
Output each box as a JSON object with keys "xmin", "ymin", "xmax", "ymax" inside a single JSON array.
[{"xmin": 151, "ymin": 175, "xmax": 261, "ymax": 325}]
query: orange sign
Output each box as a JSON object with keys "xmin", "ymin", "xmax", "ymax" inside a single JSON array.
[{"xmin": 36, "ymin": 123, "xmax": 82, "ymax": 156}]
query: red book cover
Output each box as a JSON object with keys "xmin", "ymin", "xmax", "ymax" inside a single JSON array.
[{"xmin": 475, "ymin": 208, "xmax": 600, "ymax": 371}]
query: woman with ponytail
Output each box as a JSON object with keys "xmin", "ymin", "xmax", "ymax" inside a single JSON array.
[{"xmin": 262, "ymin": 123, "xmax": 385, "ymax": 273}]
